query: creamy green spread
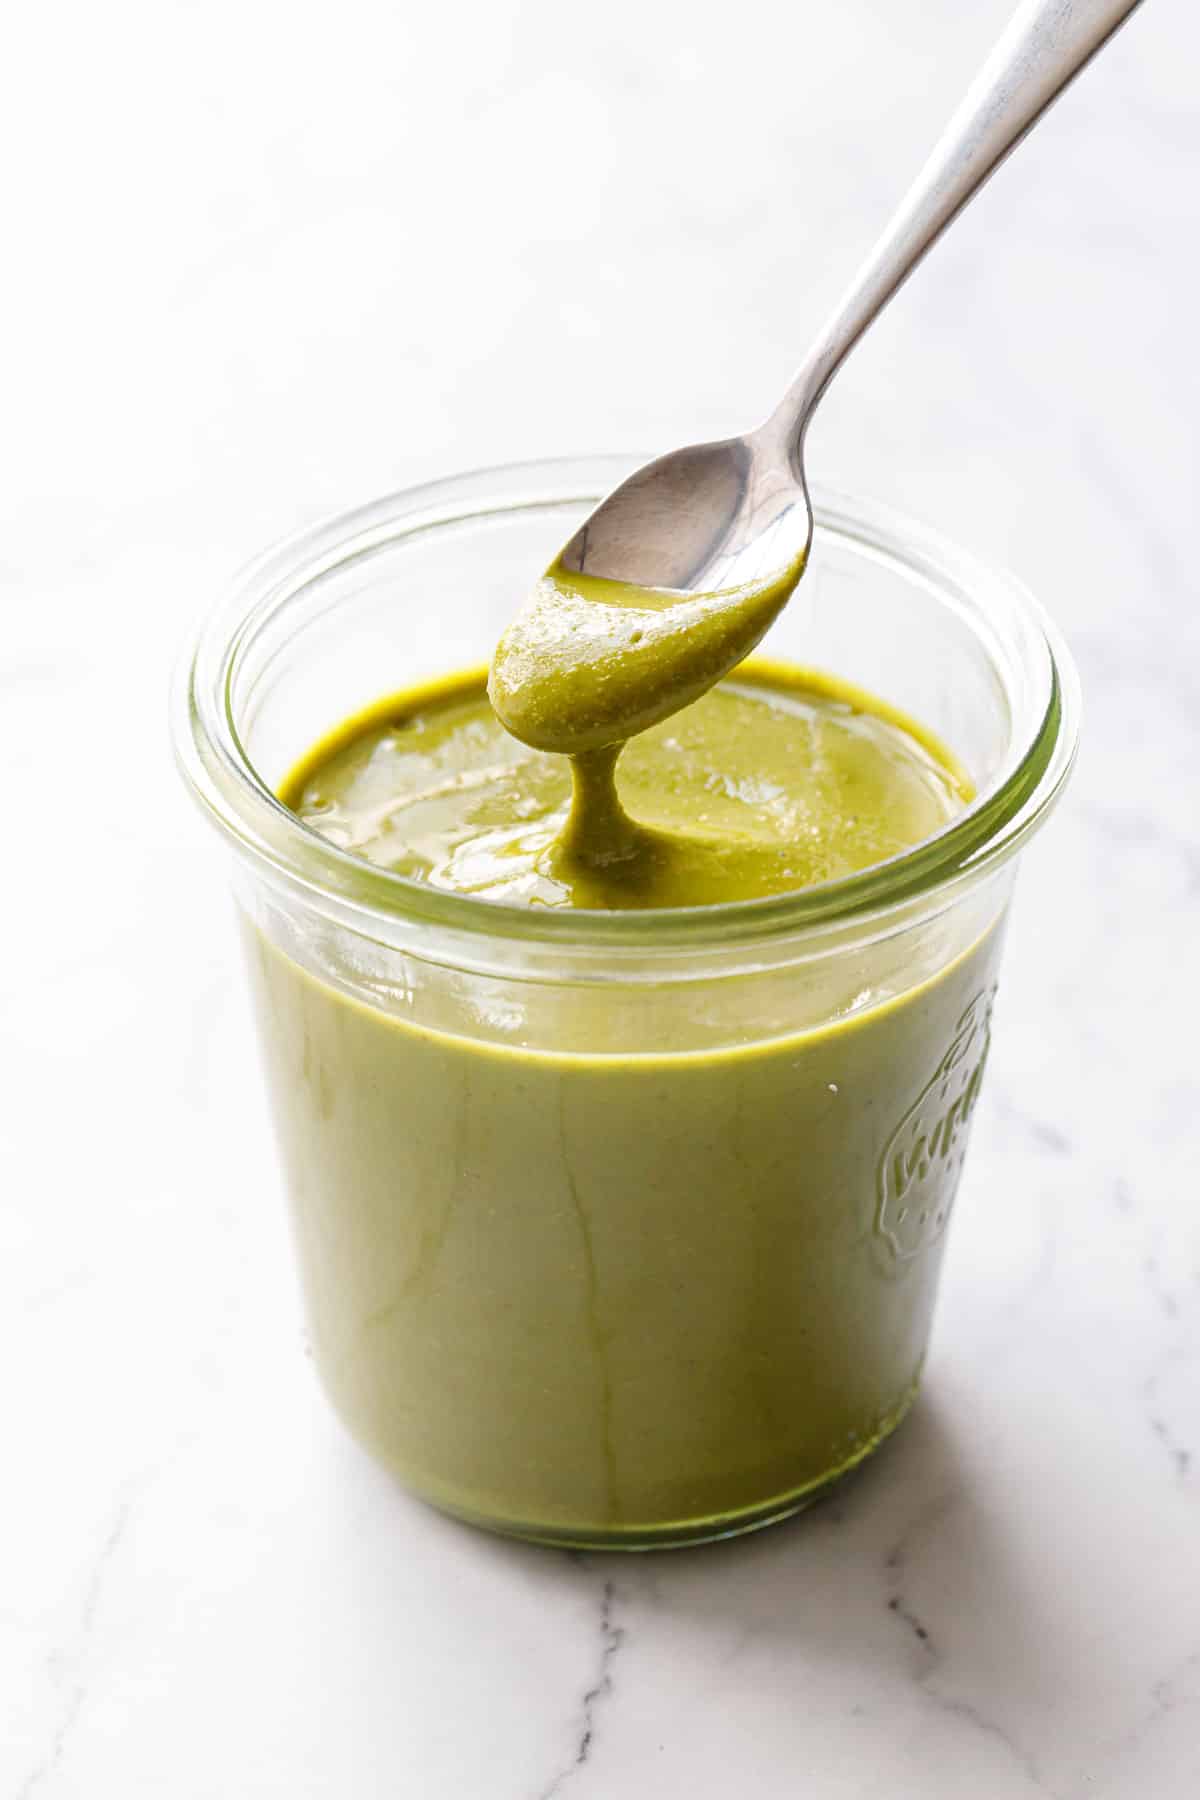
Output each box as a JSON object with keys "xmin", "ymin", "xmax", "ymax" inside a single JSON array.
[{"xmin": 283, "ymin": 662, "xmax": 969, "ymax": 910}]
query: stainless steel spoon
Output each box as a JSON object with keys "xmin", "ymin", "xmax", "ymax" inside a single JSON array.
[{"xmin": 491, "ymin": 0, "xmax": 1143, "ymax": 757}]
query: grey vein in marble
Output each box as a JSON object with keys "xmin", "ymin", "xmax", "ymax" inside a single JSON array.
[
  {"xmin": 535, "ymin": 1577, "xmax": 625, "ymax": 1800},
  {"xmin": 16, "ymin": 1489, "xmax": 139, "ymax": 1800}
]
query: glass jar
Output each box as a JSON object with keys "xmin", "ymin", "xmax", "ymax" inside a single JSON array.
[{"xmin": 173, "ymin": 455, "xmax": 1078, "ymax": 1548}]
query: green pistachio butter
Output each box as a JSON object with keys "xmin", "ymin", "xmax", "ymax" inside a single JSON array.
[{"xmin": 248, "ymin": 658, "xmax": 996, "ymax": 1543}]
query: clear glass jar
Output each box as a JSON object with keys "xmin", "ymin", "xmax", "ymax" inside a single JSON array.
[{"xmin": 173, "ymin": 455, "xmax": 1078, "ymax": 1548}]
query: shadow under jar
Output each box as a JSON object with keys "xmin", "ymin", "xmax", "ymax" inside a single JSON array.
[{"xmin": 174, "ymin": 455, "xmax": 1078, "ymax": 1549}]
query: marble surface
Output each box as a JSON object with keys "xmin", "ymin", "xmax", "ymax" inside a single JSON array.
[{"xmin": 4, "ymin": 1, "xmax": 1199, "ymax": 1793}]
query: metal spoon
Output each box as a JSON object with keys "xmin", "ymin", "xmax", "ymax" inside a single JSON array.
[{"xmin": 491, "ymin": 0, "xmax": 1142, "ymax": 757}]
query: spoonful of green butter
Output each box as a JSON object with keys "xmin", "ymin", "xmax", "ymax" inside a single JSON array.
[
  {"xmin": 488, "ymin": 550, "xmax": 805, "ymax": 865},
  {"xmin": 488, "ymin": 557, "xmax": 803, "ymax": 758}
]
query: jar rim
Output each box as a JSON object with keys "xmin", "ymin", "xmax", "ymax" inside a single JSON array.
[{"xmin": 172, "ymin": 454, "xmax": 1079, "ymax": 962}]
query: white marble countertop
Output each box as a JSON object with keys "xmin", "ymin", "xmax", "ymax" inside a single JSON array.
[{"xmin": 5, "ymin": 1, "xmax": 1199, "ymax": 1794}]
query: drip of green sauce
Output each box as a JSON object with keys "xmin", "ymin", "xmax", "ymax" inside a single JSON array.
[{"xmin": 487, "ymin": 555, "xmax": 809, "ymax": 878}]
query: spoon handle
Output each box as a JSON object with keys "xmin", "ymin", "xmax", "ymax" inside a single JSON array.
[{"xmin": 764, "ymin": 0, "xmax": 1144, "ymax": 453}]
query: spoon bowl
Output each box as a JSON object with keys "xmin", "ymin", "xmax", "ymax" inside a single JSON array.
[
  {"xmin": 488, "ymin": 436, "xmax": 812, "ymax": 754},
  {"xmin": 556, "ymin": 434, "xmax": 811, "ymax": 596}
]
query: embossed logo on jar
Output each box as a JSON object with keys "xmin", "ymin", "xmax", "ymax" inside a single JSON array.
[{"xmin": 876, "ymin": 988, "xmax": 995, "ymax": 1263}]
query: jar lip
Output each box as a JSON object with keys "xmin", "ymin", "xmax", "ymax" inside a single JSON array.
[{"xmin": 172, "ymin": 454, "xmax": 1080, "ymax": 958}]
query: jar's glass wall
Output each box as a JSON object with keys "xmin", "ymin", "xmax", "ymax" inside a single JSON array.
[
  {"xmin": 240, "ymin": 889, "xmax": 1010, "ymax": 1544},
  {"xmin": 176, "ymin": 460, "xmax": 1076, "ymax": 1548}
]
